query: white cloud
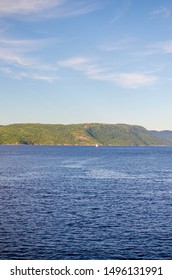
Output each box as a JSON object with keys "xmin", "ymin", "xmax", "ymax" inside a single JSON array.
[
  {"xmin": 59, "ymin": 56, "xmax": 90, "ymax": 69},
  {"xmin": 59, "ymin": 56, "xmax": 158, "ymax": 88},
  {"xmin": 114, "ymin": 73, "xmax": 157, "ymax": 88},
  {"xmin": 0, "ymin": 36, "xmax": 59, "ymax": 82},
  {"xmin": 110, "ymin": 0, "xmax": 131, "ymax": 23},
  {"xmin": 151, "ymin": 40, "xmax": 172, "ymax": 54},
  {"xmin": 0, "ymin": 37, "xmax": 53, "ymax": 49},
  {"xmin": 99, "ymin": 36, "xmax": 135, "ymax": 52},
  {"xmin": 59, "ymin": 56, "xmax": 110, "ymax": 80},
  {"xmin": 129, "ymin": 40, "xmax": 172, "ymax": 58},
  {"xmin": 55, "ymin": 0, "xmax": 102, "ymax": 18},
  {"xmin": 0, "ymin": 48, "xmax": 35, "ymax": 66},
  {"xmin": 0, "ymin": 67, "xmax": 57, "ymax": 82},
  {"xmin": 0, "ymin": 0, "xmax": 101, "ymax": 19},
  {"xmin": 0, "ymin": 37, "xmax": 57, "ymax": 68},
  {"xmin": 23, "ymin": 72, "xmax": 58, "ymax": 82},
  {"xmin": 0, "ymin": 0, "xmax": 63, "ymax": 15},
  {"xmin": 150, "ymin": 7, "xmax": 171, "ymax": 19}
]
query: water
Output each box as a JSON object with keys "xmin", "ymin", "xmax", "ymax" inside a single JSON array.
[{"xmin": 0, "ymin": 145, "xmax": 171, "ymax": 260}]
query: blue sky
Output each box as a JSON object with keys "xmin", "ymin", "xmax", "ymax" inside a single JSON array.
[{"xmin": 0, "ymin": 0, "xmax": 172, "ymax": 130}]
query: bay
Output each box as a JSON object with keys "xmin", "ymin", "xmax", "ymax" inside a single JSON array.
[{"xmin": 0, "ymin": 145, "xmax": 171, "ymax": 259}]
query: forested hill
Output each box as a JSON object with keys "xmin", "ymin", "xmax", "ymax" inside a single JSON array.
[{"xmin": 0, "ymin": 123, "xmax": 171, "ymax": 146}]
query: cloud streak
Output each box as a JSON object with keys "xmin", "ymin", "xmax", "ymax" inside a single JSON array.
[
  {"xmin": 150, "ymin": 7, "xmax": 171, "ymax": 19},
  {"xmin": 0, "ymin": 0, "xmax": 63, "ymax": 15},
  {"xmin": 115, "ymin": 73, "xmax": 157, "ymax": 88},
  {"xmin": 59, "ymin": 56, "xmax": 158, "ymax": 88},
  {"xmin": 150, "ymin": 40, "xmax": 172, "ymax": 54},
  {"xmin": 110, "ymin": 0, "xmax": 131, "ymax": 23},
  {"xmin": 99, "ymin": 36, "xmax": 135, "ymax": 52},
  {"xmin": 0, "ymin": 37, "xmax": 55, "ymax": 50},
  {"xmin": 0, "ymin": 36, "xmax": 59, "ymax": 82},
  {"xmin": 0, "ymin": 0, "xmax": 101, "ymax": 19},
  {"xmin": 128, "ymin": 39, "xmax": 172, "ymax": 58},
  {"xmin": 0, "ymin": 66, "xmax": 58, "ymax": 82}
]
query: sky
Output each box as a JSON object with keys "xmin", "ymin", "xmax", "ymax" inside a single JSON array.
[{"xmin": 0, "ymin": 0, "xmax": 172, "ymax": 130}]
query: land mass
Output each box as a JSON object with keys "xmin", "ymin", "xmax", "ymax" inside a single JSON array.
[{"xmin": 0, "ymin": 123, "xmax": 171, "ymax": 146}]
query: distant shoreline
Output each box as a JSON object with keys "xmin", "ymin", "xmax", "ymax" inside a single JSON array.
[
  {"xmin": 0, "ymin": 143, "xmax": 169, "ymax": 147},
  {"xmin": 0, "ymin": 123, "xmax": 172, "ymax": 146}
]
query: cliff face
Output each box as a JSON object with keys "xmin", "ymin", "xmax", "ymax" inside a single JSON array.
[{"xmin": 0, "ymin": 123, "xmax": 170, "ymax": 146}]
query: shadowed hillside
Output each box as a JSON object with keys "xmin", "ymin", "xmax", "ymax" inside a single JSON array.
[{"xmin": 150, "ymin": 130, "xmax": 172, "ymax": 145}]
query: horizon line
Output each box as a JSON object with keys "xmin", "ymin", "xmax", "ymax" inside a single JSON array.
[{"xmin": 0, "ymin": 122, "xmax": 170, "ymax": 132}]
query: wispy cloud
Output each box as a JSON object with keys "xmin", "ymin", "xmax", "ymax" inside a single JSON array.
[
  {"xmin": 0, "ymin": 0, "xmax": 63, "ymax": 15},
  {"xmin": 99, "ymin": 36, "xmax": 135, "ymax": 52},
  {"xmin": 0, "ymin": 0, "xmax": 101, "ymax": 19},
  {"xmin": 150, "ymin": 7, "xmax": 171, "ymax": 19},
  {"xmin": 150, "ymin": 40, "xmax": 172, "ymax": 54},
  {"xmin": 0, "ymin": 65, "xmax": 58, "ymax": 82},
  {"xmin": 59, "ymin": 56, "xmax": 91, "ymax": 70},
  {"xmin": 128, "ymin": 40, "xmax": 172, "ymax": 58},
  {"xmin": 54, "ymin": 0, "xmax": 102, "ymax": 18},
  {"xmin": 0, "ymin": 47, "xmax": 36, "ymax": 66},
  {"xmin": 59, "ymin": 56, "xmax": 158, "ymax": 88},
  {"xmin": 115, "ymin": 73, "xmax": 157, "ymax": 88},
  {"xmin": 110, "ymin": 0, "xmax": 131, "ymax": 23},
  {"xmin": 0, "ymin": 36, "xmax": 59, "ymax": 82},
  {"xmin": 59, "ymin": 56, "xmax": 109, "ymax": 81},
  {"xmin": 0, "ymin": 66, "xmax": 58, "ymax": 82},
  {"xmin": 0, "ymin": 37, "xmax": 54, "ymax": 49}
]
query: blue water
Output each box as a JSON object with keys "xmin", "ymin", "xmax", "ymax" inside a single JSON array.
[{"xmin": 0, "ymin": 145, "xmax": 171, "ymax": 260}]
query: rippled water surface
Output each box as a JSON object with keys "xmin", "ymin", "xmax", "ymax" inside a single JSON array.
[{"xmin": 0, "ymin": 146, "xmax": 171, "ymax": 259}]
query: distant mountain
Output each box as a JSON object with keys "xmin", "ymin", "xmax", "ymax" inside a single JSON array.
[
  {"xmin": 86, "ymin": 123, "xmax": 168, "ymax": 146},
  {"xmin": 150, "ymin": 130, "xmax": 172, "ymax": 145},
  {"xmin": 0, "ymin": 123, "xmax": 171, "ymax": 146}
]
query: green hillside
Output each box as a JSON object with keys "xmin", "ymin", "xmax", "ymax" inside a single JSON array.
[
  {"xmin": 86, "ymin": 124, "xmax": 165, "ymax": 146},
  {"xmin": 0, "ymin": 123, "xmax": 170, "ymax": 146}
]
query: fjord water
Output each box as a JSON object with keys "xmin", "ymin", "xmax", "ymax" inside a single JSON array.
[{"xmin": 0, "ymin": 146, "xmax": 171, "ymax": 260}]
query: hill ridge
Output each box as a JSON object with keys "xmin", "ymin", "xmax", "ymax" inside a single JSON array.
[{"xmin": 0, "ymin": 123, "xmax": 171, "ymax": 146}]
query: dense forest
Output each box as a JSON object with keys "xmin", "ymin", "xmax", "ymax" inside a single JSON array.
[{"xmin": 0, "ymin": 123, "xmax": 171, "ymax": 146}]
